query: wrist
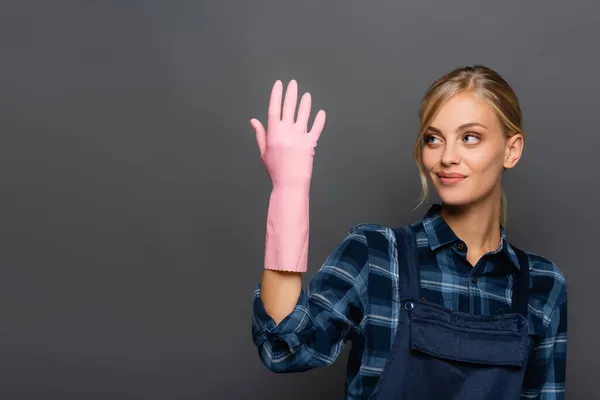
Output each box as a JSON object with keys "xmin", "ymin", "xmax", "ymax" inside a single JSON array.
[
  {"xmin": 272, "ymin": 181, "xmax": 312, "ymax": 193},
  {"xmin": 270, "ymin": 182, "xmax": 311, "ymax": 197}
]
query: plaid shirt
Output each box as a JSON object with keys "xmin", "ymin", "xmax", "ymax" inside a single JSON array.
[{"xmin": 252, "ymin": 204, "xmax": 568, "ymax": 399}]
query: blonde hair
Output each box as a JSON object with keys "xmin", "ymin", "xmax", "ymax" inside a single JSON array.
[{"xmin": 413, "ymin": 65, "xmax": 524, "ymax": 227}]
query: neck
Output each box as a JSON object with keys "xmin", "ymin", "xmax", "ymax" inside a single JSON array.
[{"xmin": 440, "ymin": 187, "xmax": 503, "ymax": 254}]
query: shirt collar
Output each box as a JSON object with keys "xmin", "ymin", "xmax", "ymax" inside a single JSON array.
[{"xmin": 421, "ymin": 204, "xmax": 521, "ymax": 270}]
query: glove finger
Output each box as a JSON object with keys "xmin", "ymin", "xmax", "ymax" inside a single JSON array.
[
  {"xmin": 267, "ymin": 80, "xmax": 283, "ymax": 128},
  {"xmin": 282, "ymin": 80, "xmax": 298, "ymax": 123},
  {"xmin": 308, "ymin": 110, "xmax": 326, "ymax": 142},
  {"xmin": 250, "ymin": 118, "xmax": 266, "ymax": 156},
  {"xmin": 296, "ymin": 92, "xmax": 311, "ymax": 132}
]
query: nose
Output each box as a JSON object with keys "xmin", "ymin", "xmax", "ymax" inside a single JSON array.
[{"xmin": 441, "ymin": 142, "xmax": 460, "ymax": 166}]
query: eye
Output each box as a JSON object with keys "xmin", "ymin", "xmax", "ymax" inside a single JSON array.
[
  {"xmin": 463, "ymin": 132, "xmax": 481, "ymax": 144},
  {"xmin": 424, "ymin": 134, "xmax": 441, "ymax": 145}
]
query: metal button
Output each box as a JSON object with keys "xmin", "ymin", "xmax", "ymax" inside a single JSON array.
[
  {"xmin": 404, "ymin": 301, "xmax": 415, "ymax": 311},
  {"xmin": 471, "ymin": 275, "xmax": 478, "ymax": 283},
  {"xmin": 457, "ymin": 242, "xmax": 465, "ymax": 250}
]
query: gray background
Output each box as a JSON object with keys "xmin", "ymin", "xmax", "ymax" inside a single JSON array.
[{"xmin": 0, "ymin": 1, "xmax": 597, "ymax": 399}]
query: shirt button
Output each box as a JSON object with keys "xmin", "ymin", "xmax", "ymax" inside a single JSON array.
[
  {"xmin": 457, "ymin": 243, "xmax": 465, "ymax": 250},
  {"xmin": 471, "ymin": 275, "xmax": 478, "ymax": 283}
]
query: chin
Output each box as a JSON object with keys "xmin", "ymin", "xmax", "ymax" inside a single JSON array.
[
  {"xmin": 437, "ymin": 197, "xmax": 472, "ymax": 206},
  {"xmin": 434, "ymin": 187, "xmax": 476, "ymax": 206}
]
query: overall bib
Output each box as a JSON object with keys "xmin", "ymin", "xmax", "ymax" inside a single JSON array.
[{"xmin": 370, "ymin": 226, "xmax": 532, "ymax": 400}]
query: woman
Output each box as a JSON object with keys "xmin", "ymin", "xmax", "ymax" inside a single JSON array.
[{"xmin": 249, "ymin": 66, "xmax": 567, "ymax": 399}]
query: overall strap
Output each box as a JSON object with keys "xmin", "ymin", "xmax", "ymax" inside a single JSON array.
[
  {"xmin": 511, "ymin": 245, "xmax": 531, "ymax": 317},
  {"xmin": 392, "ymin": 225, "xmax": 420, "ymax": 301}
]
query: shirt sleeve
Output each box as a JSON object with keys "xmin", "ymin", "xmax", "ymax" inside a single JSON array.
[
  {"xmin": 521, "ymin": 288, "xmax": 568, "ymax": 399},
  {"xmin": 251, "ymin": 226, "xmax": 369, "ymax": 373}
]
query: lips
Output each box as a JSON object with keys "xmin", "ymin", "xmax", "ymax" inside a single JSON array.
[
  {"xmin": 437, "ymin": 172, "xmax": 466, "ymax": 184},
  {"xmin": 438, "ymin": 172, "xmax": 465, "ymax": 178}
]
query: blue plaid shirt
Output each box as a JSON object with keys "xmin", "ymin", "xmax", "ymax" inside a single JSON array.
[{"xmin": 252, "ymin": 204, "xmax": 568, "ymax": 399}]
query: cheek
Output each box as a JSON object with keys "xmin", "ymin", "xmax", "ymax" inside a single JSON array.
[
  {"xmin": 467, "ymin": 147, "xmax": 505, "ymax": 175},
  {"xmin": 421, "ymin": 149, "xmax": 438, "ymax": 170},
  {"xmin": 469, "ymin": 155, "xmax": 503, "ymax": 182}
]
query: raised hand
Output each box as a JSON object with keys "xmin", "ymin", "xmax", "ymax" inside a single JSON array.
[
  {"xmin": 250, "ymin": 80, "xmax": 326, "ymax": 189},
  {"xmin": 251, "ymin": 79, "xmax": 326, "ymax": 273}
]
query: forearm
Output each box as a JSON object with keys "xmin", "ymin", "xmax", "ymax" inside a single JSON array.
[
  {"xmin": 260, "ymin": 269, "xmax": 302, "ymax": 325},
  {"xmin": 261, "ymin": 186, "xmax": 309, "ymax": 324}
]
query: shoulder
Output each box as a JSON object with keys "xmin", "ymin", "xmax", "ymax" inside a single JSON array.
[
  {"xmin": 519, "ymin": 249, "xmax": 568, "ymax": 328},
  {"xmin": 348, "ymin": 221, "xmax": 422, "ymax": 249},
  {"xmin": 335, "ymin": 223, "xmax": 397, "ymax": 260},
  {"xmin": 345, "ymin": 222, "xmax": 412, "ymax": 267},
  {"xmin": 526, "ymin": 252, "xmax": 568, "ymax": 287},
  {"xmin": 346, "ymin": 223, "xmax": 401, "ymax": 253},
  {"xmin": 314, "ymin": 223, "xmax": 397, "ymax": 287},
  {"xmin": 320, "ymin": 223, "xmax": 392, "ymax": 267},
  {"xmin": 348, "ymin": 222, "xmax": 394, "ymax": 235},
  {"xmin": 348, "ymin": 223, "xmax": 395, "ymax": 239}
]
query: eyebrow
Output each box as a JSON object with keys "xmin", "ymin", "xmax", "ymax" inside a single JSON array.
[{"xmin": 426, "ymin": 122, "xmax": 488, "ymax": 134}]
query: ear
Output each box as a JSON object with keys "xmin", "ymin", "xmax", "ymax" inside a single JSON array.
[{"xmin": 504, "ymin": 133, "xmax": 524, "ymax": 169}]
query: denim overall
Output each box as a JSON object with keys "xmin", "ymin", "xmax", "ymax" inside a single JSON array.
[{"xmin": 370, "ymin": 226, "xmax": 531, "ymax": 400}]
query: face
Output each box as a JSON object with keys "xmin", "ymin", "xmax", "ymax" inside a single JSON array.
[{"xmin": 421, "ymin": 91, "xmax": 522, "ymax": 207}]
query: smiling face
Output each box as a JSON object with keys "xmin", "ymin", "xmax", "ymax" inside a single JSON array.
[{"xmin": 421, "ymin": 91, "xmax": 522, "ymax": 207}]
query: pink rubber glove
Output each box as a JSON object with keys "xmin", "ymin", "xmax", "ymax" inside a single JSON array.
[{"xmin": 250, "ymin": 80, "xmax": 326, "ymax": 272}]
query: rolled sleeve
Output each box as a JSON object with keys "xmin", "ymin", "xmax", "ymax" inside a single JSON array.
[
  {"xmin": 251, "ymin": 226, "xmax": 370, "ymax": 373},
  {"xmin": 252, "ymin": 284, "xmax": 315, "ymax": 354}
]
